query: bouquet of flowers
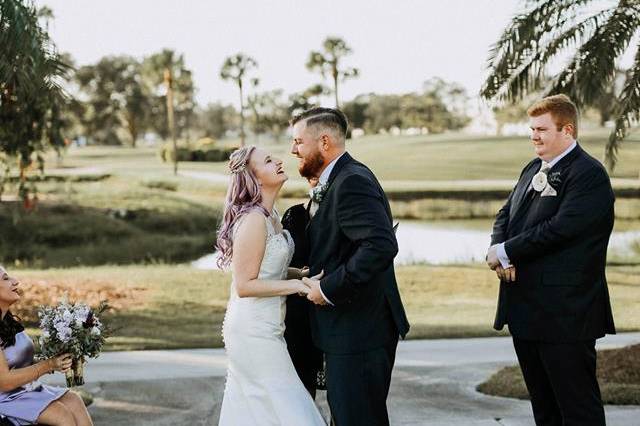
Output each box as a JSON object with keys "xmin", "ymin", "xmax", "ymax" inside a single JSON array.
[{"xmin": 37, "ymin": 299, "xmax": 110, "ymax": 387}]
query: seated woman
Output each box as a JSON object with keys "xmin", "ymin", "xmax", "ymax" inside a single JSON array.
[{"xmin": 0, "ymin": 266, "xmax": 93, "ymax": 426}]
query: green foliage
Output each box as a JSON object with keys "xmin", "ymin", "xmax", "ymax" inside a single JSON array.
[
  {"xmin": 158, "ymin": 142, "xmax": 234, "ymax": 163},
  {"xmin": 341, "ymin": 79, "xmax": 471, "ymax": 134},
  {"xmin": 288, "ymin": 84, "xmax": 330, "ymax": 116},
  {"xmin": 306, "ymin": 37, "xmax": 359, "ymax": 107},
  {"xmin": 0, "ymin": 199, "xmax": 219, "ymax": 268},
  {"xmin": 141, "ymin": 49, "xmax": 196, "ymax": 141},
  {"xmin": 247, "ymin": 89, "xmax": 289, "ymax": 141},
  {"xmin": 0, "ymin": 0, "xmax": 71, "ymax": 200},
  {"xmin": 141, "ymin": 179, "xmax": 177, "ymax": 192},
  {"xmin": 481, "ymin": 0, "xmax": 640, "ymax": 170},
  {"xmin": 220, "ymin": 53, "xmax": 258, "ymax": 147},
  {"xmin": 195, "ymin": 103, "xmax": 238, "ymax": 139},
  {"xmin": 75, "ymin": 56, "xmax": 150, "ymax": 146}
]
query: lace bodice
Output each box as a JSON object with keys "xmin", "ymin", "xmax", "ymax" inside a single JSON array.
[
  {"xmin": 230, "ymin": 210, "xmax": 294, "ymax": 291},
  {"xmin": 259, "ymin": 215, "xmax": 295, "ymax": 281}
]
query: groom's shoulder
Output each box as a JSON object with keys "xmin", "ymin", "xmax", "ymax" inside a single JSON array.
[{"xmin": 337, "ymin": 159, "xmax": 378, "ymax": 185}]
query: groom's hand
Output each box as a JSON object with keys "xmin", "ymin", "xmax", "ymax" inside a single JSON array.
[
  {"xmin": 303, "ymin": 270, "xmax": 326, "ymax": 305},
  {"xmin": 486, "ymin": 244, "xmax": 500, "ymax": 270},
  {"xmin": 495, "ymin": 265, "xmax": 517, "ymax": 283}
]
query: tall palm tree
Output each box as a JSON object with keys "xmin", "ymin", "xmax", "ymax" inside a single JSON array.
[
  {"xmin": 220, "ymin": 53, "xmax": 258, "ymax": 147},
  {"xmin": 481, "ymin": 0, "xmax": 640, "ymax": 170},
  {"xmin": 306, "ymin": 37, "xmax": 359, "ymax": 108},
  {"xmin": 0, "ymin": 0, "xmax": 69, "ymax": 203}
]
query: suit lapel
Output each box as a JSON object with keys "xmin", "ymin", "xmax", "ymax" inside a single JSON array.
[
  {"xmin": 509, "ymin": 160, "xmax": 541, "ymax": 221},
  {"xmin": 305, "ymin": 152, "xmax": 353, "ymax": 234},
  {"xmin": 508, "ymin": 143, "xmax": 583, "ymax": 232}
]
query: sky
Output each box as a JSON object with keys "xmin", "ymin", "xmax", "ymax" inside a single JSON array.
[{"xmin": 36, "ymin": 0, "xmax": 520, "ymax": 108}]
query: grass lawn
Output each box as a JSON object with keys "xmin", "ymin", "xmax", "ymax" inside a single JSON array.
[
  {"xmin": 38, "ymin": 130, "xmax": 640, "ymax": 182},
  {"xmin": 12, "ymin": 264, "xmax": 640, "ymax": 351},
  {"xmin": 477, "ymin": 344, "xmax": 640, "ymax": 405},
  {"xmin": 3, "ymin": 132, "xmax": 632, "ymax": 268}
]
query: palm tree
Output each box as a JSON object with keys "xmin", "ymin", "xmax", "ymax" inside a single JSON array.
[
  {"xmin": 306, "ymin": 37, "xmax": 359, "ymax": 108},
  {"xmin": 481, "ymin": 0, "xmax": 640, "ymax": 170},
  {"xmin": 0, "ymin": 0, "xmax": 70, "ymax": 203},
  {"xmin": 220, "ymin": 53, "xmax": 258, "ymax": 147}
]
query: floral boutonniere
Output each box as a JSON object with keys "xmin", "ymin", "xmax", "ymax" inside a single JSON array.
[{"xmin": 310, "ymin": 183, "xmax": 329, "ymax": 204}]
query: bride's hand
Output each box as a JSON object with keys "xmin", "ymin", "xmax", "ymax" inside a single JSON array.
[{"xmin": 292, "ymin": 279, "xmax": 310, "ymax": 296}]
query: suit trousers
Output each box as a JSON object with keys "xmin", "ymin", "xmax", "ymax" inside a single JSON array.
[
  {"xmin": 513, "ymin": 337, "xmax": 605, "ymax": 426},
  {"xmin": 325, "ymin": 339, "xmax": 398, "ymax": 426}
]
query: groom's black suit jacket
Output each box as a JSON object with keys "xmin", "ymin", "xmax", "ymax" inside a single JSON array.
[
  {"xmin": 491, "ymin": 144, "xmax": 616, "ymax": 342},
  {"xmin": 307, "ymin": 152, "xmax": 410, "ymax": 354}
]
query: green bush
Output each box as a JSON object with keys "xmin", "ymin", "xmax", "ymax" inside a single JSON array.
[
  {"xmin": 0, "ymin": 200, "xmax": 220, "ymax": 268},
  {"xmin": 141, "ymin": 180, "xmax": 178, "ymax": 192},
  {"xmin": 158, "ymin": 142, "xmax": 235, "ymax": 163}
]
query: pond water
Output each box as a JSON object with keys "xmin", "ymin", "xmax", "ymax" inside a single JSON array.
[{"xmin": 192, "ymin": 220, "xmax": 639, "ymax": 269}]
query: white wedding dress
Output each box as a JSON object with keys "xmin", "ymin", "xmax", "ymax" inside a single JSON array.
[{"xmin": 219, "ymin": 213, "xmax": 326, "ymax": 426}]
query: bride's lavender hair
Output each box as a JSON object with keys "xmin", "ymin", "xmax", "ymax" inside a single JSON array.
[{"xmin": 215, "ymin": 146, "xmax": 269, "ymax": 269}]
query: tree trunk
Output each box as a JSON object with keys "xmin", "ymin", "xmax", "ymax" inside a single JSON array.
[
  {"xmin": 164, "ymin": 68, "xmax": 178, "ymax": 175},
  {"xmin": 239, "ymin": 80, "xmax": 245, "ymax": 147},
  {"xmin": 333, "ymin": 69, "xmax": 339, "ymax": 108},
  {"xmin": 126, "ymin": 113, "xmax": 138, "ymax": 148}
]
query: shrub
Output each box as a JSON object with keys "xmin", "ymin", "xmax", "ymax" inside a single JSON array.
[
  {"xmin": 141, "ymin": 180, "xmax": 178, "ymax": 192},
  {"xmin": 158, "ymin": 142, "xmax": 235, "ymax": 163}
]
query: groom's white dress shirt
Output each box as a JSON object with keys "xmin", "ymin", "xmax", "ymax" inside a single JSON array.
[
  {"xmin": 310, "ymin": 152, "xmax": 346, "ymax": 306},
  {"xmin": 497, "ymin": 141, "xmax": 577, "ymax": 268}
]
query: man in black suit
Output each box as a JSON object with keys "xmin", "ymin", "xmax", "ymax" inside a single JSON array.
[
  {"xmin": 487, "ymin": 94, "xmax": 615, "ymax": 426},
  {"xmin": 290, "ymin": 107, "xmax": 410, "ymax": 426}
]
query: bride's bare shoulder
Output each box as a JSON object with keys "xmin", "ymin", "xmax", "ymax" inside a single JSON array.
[{"xmin": 234, "ymin": 211, "xmax": 267, "ymax": 238}]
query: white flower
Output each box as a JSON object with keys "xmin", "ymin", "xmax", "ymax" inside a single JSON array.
[
  {"xmin": 532, "ymin": 171, "xmax": 548, "ymax": 192},
  {"xmin": 91, "ymin": 326, "xmax": 101, "ymax": 336},
  {"xmin": 74, "ymin": 305, "xmax": 90, "ymax": 323},
  {"xmin": 54, "ymin": 320, "xmax": 73, "ymax": 342},
  {"xmin": 62, "ymin": 309, "xmax": 74, "ymax": 325},
  {"xmin": 56, "ymin": 326, "xmax": 73, "ymax": 343},
  {"xmin": 42, "ymin": 330, "xmax": 50, "ymax": 339}
]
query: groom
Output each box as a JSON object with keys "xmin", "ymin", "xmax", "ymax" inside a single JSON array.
[
  {"xmin": 291, "ymin": 107, "xmax": 410, "ymax": 426},
  {"xmin": 487, "ymin": 94, "xmax": 615, "ymax": 426}
]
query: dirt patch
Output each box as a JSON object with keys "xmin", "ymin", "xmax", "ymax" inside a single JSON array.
[
  {"xmin": 477, "ymin": 344, "xmax": 640, "ymax": 405},
  {"xmin": 12, "ymin": 278, "xmax": 148, "ymax": 323}
]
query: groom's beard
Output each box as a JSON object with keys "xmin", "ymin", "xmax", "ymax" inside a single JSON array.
[{"xmin": 298, "ymin": 151, "xmax": 324, "ymax": 180}]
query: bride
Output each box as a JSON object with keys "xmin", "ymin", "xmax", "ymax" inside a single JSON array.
[{"xmin": 216, "ymin": 146, "xmax": 326, "ymax": 425}]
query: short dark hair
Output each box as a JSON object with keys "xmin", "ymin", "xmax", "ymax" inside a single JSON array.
[{"xmin": 290, "ymin": 107, "xmax": 349, "ymax": 138}]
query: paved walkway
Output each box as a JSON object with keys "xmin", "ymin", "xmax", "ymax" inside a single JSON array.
[{"xmin": 41, "ymin": 333, "xmax": 640, "ymax": 425}]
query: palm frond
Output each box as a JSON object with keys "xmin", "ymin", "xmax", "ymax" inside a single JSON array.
[
  {"xmin": 482, "ymin": 0, "xmax": 597, "ymax": 99},
  {"xmin": 606, "ymin": 41, "xmax": 640, "ymax": 170},
  {"xmin": 491, "ymin": 7, "xmax": 612, "ymax": 102},
  {"xmin": 547, "ymin": 0, "xmax": 640, "ymax": 106}
]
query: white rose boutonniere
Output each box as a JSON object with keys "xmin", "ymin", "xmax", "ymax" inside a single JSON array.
[{"xmin": 532, "ymin": 172, "xmax": 548, "ymax": 192}]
